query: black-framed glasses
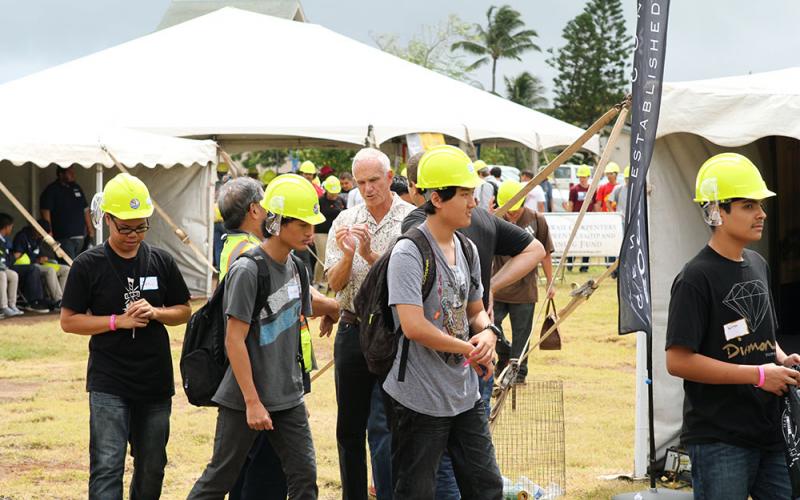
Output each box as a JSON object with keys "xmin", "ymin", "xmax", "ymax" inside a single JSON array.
[{"xmin": 110, "ymin": 216, "xmax": 150, "ymax": 235}]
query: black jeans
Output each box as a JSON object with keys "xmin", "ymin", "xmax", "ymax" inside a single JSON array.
[
  {"xmin": 229, "ymin": 432, "xmax": 287, "ymax": 500},
  {"xmin": 493, "ymin": 301, "xmax": 535, "ymax": 379},
  {"xmin": 390, "ymin": 398, "xmax": 503, "ymax": 500},
  {"xmin": 334, "ymin": 320, "xmax": 390, "ymax": 500}
]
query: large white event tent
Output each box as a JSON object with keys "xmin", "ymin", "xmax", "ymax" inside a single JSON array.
[
  {"xmin": 608, "ymin": 67, "xmax": 800, "ymax": 477},
  {"xmin": 0, "ymin": 126, "xmax": 218, "ymax": 296},
  {"xmin": 0, "ymin": 7, "xmax": 598, "ymax": 155}
]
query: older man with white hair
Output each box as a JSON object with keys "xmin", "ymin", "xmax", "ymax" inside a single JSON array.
[{"xmin": 325, "ymin": 148, "xmax": 415, "ymax": 500}]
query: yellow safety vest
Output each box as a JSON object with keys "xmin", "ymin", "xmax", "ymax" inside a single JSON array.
[
  {"xmin": 14, "ymin": 253, "xmax": 31, "ymax": 266},
  {"xmin": 218, "ymin": 232, "xmax": 262, "ymax": 281}
]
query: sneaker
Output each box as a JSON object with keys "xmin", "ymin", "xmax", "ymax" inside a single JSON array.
[
  {"xmin": 0, "ymin": 307, "xmax": 15, "ymax": 317},
  {"xmin": 9, "ymin": 306, "xmax": 24, "ymax": 316},
  {"xmin": 49, "ymin": 300, "xmax": 62, "ymax": 312},
  {"xmin": 0, "ymin": 313, "xmax": 5, "ymax": 320},
  {"xmin": 23, "ymin": 301, "xmax": 50, "ymax": 314}
]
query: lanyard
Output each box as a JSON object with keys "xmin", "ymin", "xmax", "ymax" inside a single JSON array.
[{"xmin": 103, "ymin": 242, "xmax": 149, "ymax": 339}]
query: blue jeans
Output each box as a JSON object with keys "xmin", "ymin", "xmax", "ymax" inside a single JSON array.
[
  {"xmin": 367, "ymin": 382, "xmax": 393, "ymax": 499},
  {"xmin": 687, "ymin": 442, "xmax": 791, "ymax": 500},
  {"xmin": 89, "ymin": 391, "xmax": 171, "ymax": 500}
]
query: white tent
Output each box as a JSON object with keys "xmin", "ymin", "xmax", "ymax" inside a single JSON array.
[
  {"xmin": 607, "ymin": 67, "xmax": 800, "ymax": 476},
  {"xmin": 0, "ymin": 126, "xmax": 218, "ymax": 296},
  {"xmin": 0, "ymin": 7, "xmax": 598, "ymax": 155}
]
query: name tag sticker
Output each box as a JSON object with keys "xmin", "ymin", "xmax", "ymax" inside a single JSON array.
[
  {"xmin": 140, "ymin": 276, "xmax": 159, "ymax": 290},
  {"xmin": 724, "ymin": 318, "xmax": 749, "ymax": 341},
  {"xmin": 287, "ymin": 282, "xmax": 300, "ymax": 299}
]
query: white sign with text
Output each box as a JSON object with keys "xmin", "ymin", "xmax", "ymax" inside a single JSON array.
[{"xmin": 543, "ymin": 212, "xmax": 624, "ymax": 258}]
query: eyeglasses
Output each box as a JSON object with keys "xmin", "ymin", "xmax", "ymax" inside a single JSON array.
[{"xmin": 110, "ymin": 216, "xmax": 150, "ymax": 235}]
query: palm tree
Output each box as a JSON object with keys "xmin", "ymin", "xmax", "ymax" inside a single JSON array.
[
  {"xmin": 504, "ymin": 71, "xmax": 548, "ymax": 109},
  {"xmin": 452, "ymin": 5, "xmax": 540, "ymax": 93}
]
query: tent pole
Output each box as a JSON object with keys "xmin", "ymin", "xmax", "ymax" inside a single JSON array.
[
  {"xmin": 206, "ymin": 165, "xmax": 215, "ymax": 297},
  {"xmin": 218, "ymin": 147, "xmax": 246, "ymax": 178},
  {"xmin": 95, "ymin": 165, "xmax": 103, "ymax": 245},
  {"xmin": 102, "ymin": 147, "xmax": 217, "ymax": 274},
  {"xmin": 495, "ymin": 96, "xmax": 629, "ymax": 219},
  {"xmin": 0, "ymin": 179, "xmax": 73, "ymax": 266},
  {"xmin": 30, "ymin": 167, "xmax": 38, "ymax": 219}
]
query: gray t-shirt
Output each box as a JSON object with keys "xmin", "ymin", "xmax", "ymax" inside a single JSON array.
[
  {"xmin": 382, "ymin": 223, "xmax": 483, "ymax": 417},
  {"xmin": 611, "ymin": 183, "xmax": 629, "ymax": 216},
  {"xmin": 212, "ymin": 247, "xmax": 312, "ymax": 412}
]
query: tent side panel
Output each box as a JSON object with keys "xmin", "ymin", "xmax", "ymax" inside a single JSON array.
[{"xmin": 129, "ymin": 165, "xmax": 210, "ymax": 297}]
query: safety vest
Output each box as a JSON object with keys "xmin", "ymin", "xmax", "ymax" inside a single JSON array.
[
  {"xmin": 14, "ymin": 253, "xmax": 31, "ymax": 265},
  {"xmin": 218, "ymin": 232, "xmax": 262, "ymax": 280}
]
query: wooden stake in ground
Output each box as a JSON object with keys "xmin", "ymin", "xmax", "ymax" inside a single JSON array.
[
  {"xmin": 0, "ymin": 179, "xmax": 73, "ymax": 266},
  {"xmin": 102, "ymin": 146, "xmax": 217, "ymax": 274}
]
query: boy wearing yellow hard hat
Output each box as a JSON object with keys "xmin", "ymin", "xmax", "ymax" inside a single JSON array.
[
  {"xmin": 384, "ymin": 145, "xmax": 503, "ymax": 498},
  {"xmin": 190, "ymin": 174, "xmax": 328, "ymax": 498},
  {"xmin": 665, "ymin": 153, "xmax": 800, "ymax": 498},
  {"xmin": 60, "ymin": 173, "xmax": 192, "ymax": 498}
]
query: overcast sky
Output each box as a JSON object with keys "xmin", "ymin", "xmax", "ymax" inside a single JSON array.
[{"xmin": 1, "ymin": 0, "xmax": 799, "ymax": 101}]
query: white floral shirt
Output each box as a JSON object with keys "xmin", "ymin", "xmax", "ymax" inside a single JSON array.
[{"xmin": 324, "ymin": 193, "xmax": 415, "ymax": 313}]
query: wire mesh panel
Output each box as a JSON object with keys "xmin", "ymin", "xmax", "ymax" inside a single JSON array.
[{"xmin": 492, "ymin": 380, "xmax": 566, "ymax": 498}]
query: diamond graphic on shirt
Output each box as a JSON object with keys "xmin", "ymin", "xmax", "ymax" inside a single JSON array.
[{"xmin": 722, "ymin": 280, "xmax": 770, "ymax": 332}]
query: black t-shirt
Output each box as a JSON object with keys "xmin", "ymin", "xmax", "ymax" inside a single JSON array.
[
  {"xmin": 316, "ymin": 194, "xmax": 346, "ymax": 234},
  {"xmin": 666, "ymin": 245, "xmax": 781, "ymax": 450},
  {"xmin": 61, "ymin": 241, "xmax": 191, "ymax": 401},
  {"xmin": 402, "ymin": 206, "xmax": 534, "ymax": 307},
  {"xmin": 40, "ymin": 180, "xmax": 88, "ymax": 239}
]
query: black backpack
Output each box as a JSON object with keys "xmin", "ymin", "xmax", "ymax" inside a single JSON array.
[
  {"xmin": 354, "ymin": 227, "xmax": 477, "ymax": 380},
  {"xmin": 180, "ymin": 248, "xmax": 309, "ymax": 407}
]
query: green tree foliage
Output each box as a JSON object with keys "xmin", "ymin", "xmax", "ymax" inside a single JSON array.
[
  {"xmin": 452, "ymin": 5, "xmax": 540, "ymax": 93},
  {"xmin": 372, "ymin": 15, "xmax": 480, "ymax": 85},
  {"xmin": 504, "ymin": 71, "xmax": 548, "ymax": 109},
  {"xmin": 547, "ymin": 0, "xmax": 632, "ymax": 128}
]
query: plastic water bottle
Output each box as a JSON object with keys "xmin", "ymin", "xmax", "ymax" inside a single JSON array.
[{"xmin": 634, "ymin": 493, "xmax": 643, "ymax": 500}]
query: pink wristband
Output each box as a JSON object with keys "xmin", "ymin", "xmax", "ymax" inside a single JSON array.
[
  {"xmin": 109, "ymin": 314, "xmax": 117, "ymax": 331},
  {"xmin": 755, "ymin": 365, "xmax": 765, "ymax": 388}
]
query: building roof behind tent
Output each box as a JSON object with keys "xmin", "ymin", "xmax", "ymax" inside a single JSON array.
[
  {"xmin": 658, "ymin": 67, "xmax": 800, "ymax": 147},
  {"xmin": 157, "ymin": 0, "xmax": 306, "ymax": 29}
]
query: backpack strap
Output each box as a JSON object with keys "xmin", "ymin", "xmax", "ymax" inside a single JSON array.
[
  {"xmin": 394, "ymin": 228, "xmax": 437, "ymax": 382},
  {"xmin": 454, "ymin": 231, "xmax": 481, "ymax": 294},
  {"xmin": 238, "ymin": 249, "xmax": 272, "ymax": 320}
]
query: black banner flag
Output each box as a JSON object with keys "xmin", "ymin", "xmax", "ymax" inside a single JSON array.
[{"xmin": 618, "ymin": 0, "xmax": 670, "ymax": 335}]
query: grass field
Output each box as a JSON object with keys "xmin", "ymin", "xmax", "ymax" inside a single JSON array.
[{"xmin": 0, "ymin": 268, "xmax": 651, "ymax": 499}]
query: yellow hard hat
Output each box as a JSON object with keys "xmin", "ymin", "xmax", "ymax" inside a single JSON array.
[
  {"xmin": 576, "ymin": 164, "xmax": 591, "ymax": 177},
  {"xmin": 473, "ymin": 159, "xmax": 488, "ymax": 171},
  {"xmin": 606, "ymin": 162, "xmax": 620, "ymax": 174},
  {"xmin": 260, "ymin": 169, "xmax": 277, "ymax": 186},
  {"xmin": 298, "ymin": 160, "xmax": 317, "ymax": 175},
  {"xmin": 498, "ymin": 180, "xmax": 525, "ymax": 211},
  {"xmin": 694, "ymin": 153, "xmax": 775, "ymax": 203},
  {"xmin": 400, "ymin": 166, "xmax": 408, "ymax": 178},
  {"xmin": 261, "ymin": 174, "xmax": 326, "ymax": 225},
  {"xmin": 217, "ymin": 162, "xmax": 229, "ymax": 174},
  {"xmin": 416, "ymin": 145, "xmax": 482, "ymax": 190},
  {"xmin": 322, "ymin": 176, "xmax": 342, "ymax": 194},
  {"xmin": 100, "ymin": 173, "xmax": 154, "ymax": 220},
  {"xmin": 623, "ymin": 165, "xmax": 631, "ymax": 178}
]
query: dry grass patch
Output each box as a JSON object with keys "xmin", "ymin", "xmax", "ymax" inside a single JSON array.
[{"xmin": 0, "ymin": 269, "xmax": 645, "ymax": 498}]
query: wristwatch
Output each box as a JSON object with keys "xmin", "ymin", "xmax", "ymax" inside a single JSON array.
[{"xmin": 482, "ymin": 324, "xmax": 503, "ymax": 339}]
